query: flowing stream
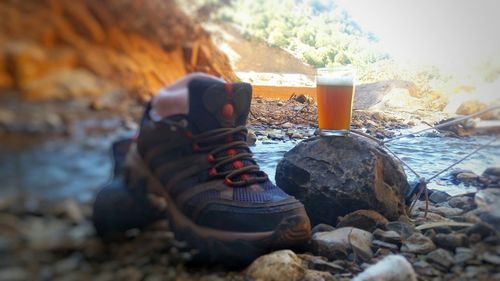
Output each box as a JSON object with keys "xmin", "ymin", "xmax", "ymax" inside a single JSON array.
[{"xmin": 1, "ymin": 126, "xmax": 499, "ymax": 203}]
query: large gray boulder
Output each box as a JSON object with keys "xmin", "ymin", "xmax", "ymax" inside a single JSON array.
[
  {"xmin": 354, "ymin": 80, "xmax": 419, "ymax": 110},
  {"xmin": 276, "ymin": 134, "xmax": 409, "ymax": 226}
]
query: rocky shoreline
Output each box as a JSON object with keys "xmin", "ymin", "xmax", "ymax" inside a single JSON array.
[
  {"xmin": 1, "ymin": 97, "xmax": 499, "ymax": 281},
  {"xmin": 1, "ymin": 169, "xmax": 498, "ymax": 281}
]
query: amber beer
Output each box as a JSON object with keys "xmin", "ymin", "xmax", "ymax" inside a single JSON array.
[{"xmin": 316, "ymin": 67, "xmax": 355, "ymax": 135}]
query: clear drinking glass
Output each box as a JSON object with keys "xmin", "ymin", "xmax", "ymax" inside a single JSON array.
[{"xmin": 316, "ymin": 66, "xmax": 356, "ymax": 136}]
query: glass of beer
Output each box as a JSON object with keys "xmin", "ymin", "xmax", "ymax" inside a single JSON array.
[{"xmin": 316, "ymin": 66, "xmax": 355, "ymax": 136}]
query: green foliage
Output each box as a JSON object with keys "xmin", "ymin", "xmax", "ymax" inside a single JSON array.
[
  {"xmin": 197, "ymin": 0, "xmax": 446, "ymax": 87},
  {"xmin": 208, "ymin": 0, "xmax": 389, "ymax": 79}
]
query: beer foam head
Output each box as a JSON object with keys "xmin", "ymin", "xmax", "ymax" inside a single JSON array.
[
  {"xmin": 316, "ymin": 67, "xmax": 355, "ymax": 86},
  {"xmin": 316, "ymin": 75, "xmax": 353, "ymax": 86}
]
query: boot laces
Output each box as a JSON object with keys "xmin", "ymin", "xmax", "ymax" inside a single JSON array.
[{"xmin": 188, "ymin": 125, "xmax": 268, "ymax": 187}]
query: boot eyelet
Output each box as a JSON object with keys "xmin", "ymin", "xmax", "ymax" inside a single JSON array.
[
  {"xmin": 227, "ymin": 149, "xmax": 237, "ymax": 156},
  {"xmin": 207, "ymin": 154, "xmax": 215, "ymax": 162},
  {"xmin": 209, "ymin": 168, "xmax": 217, "ymax": 177},
  {"xmin": 233, "ymin": 160, "xmax": 244, "ymax": 169}
]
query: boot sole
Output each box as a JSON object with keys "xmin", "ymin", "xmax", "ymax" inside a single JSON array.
[{"xmin": 127, "ymin": 146, "xmax": 311, "ymax": 264}]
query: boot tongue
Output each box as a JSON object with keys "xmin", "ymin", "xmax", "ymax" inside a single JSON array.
[{"xmin": 187, "ymin": 78, "xmax": 252, "ymax": 133}]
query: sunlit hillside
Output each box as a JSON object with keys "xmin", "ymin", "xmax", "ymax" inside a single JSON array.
[{"xmin": 184, "ymin": 0, "xmax": 500, "ymax": 110}]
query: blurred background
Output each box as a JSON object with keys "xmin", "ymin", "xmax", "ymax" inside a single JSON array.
[{"xmin": 0, "ymin": 0, "xmax": 499, "ymax": 280}]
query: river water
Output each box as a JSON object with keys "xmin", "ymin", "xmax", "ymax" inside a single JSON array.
[{"xmin": 1, "ymin": 126, "xmax": 499, "ymax": 203}]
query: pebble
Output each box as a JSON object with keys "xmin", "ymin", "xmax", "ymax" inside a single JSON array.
[
  {"xmin": 0, "ymin": 268, "xmax": 27, "ymax": 281},
  {"xmin": 311, "ymin": 227, "xmax": 374, "ymax": 261},
  {"xmin": 55, "ymin": 199, "xmax": 86, "ymax": 224},
  {"xmin": 454, "ymin": 247, "xmax": 475, "ymax": 264},
  {"xmin": 353, "ymin": 255, "xmax": 416, "ymax": 281},
  {"xmin": 247, "ymin": 130, "xmax": 257, "ymax": 145},
  {"xmin": 300, "ymin": 255, "xmax": 344, "ymax": 273},
  {"xmin": 372, "ymin": 229, "xmax": 401, "ymax": 245},
  {"xmin": 372, "ymin": 240, "xmax": 399, "ymax": 251},
  {"xmin": 265, "ymin": 129, "xmax": 286, "ymax": 140},
  {"xmin": 245, "ymin": 250, "xmax": 335, "ymax": 281},
  {"xmin": 481, "ymin": 252, "xmax": 500, "ymax": 265},
  {"xmin": 293, "ymin": 94, "xmax": 308, "ymax": 104},
  {"xmin": 54, "ymin": 253, "xmax": 82, "ymax": 275},
  {"xmin": 116, "ymin": 266, "xmax": 142, "ymax": 281},
  {"xmin": 448, "ymin": 195, "xmax": 476, "ymax": 210},
  {"xmin": 428, "ymin": 190, "xmax": 451, "ymax": 203},
  {"xmin": 311, "ymin": 223, "xmax": 335, "ymax": 235},
  {"xmin": 482, "ymin": 167, "xmax": 500, "ymax": 178},
  {"xmin": 456, "ymin": 172, "xmax": 479, "ymax": 183},
  {"xmin": 401, "ymin": 233, "xmax": 436, "ymax": 254},
  {"xmin": 336, "ymin": 210, "xmax": 388, "ymax": 232},
  {"xmin": 466, "ymin": 222, "xmax": 496, "ymax": 238},
  {"xmin": 413, "ymin": 260, "xmax": 441, "ymax": 277},
  {"xmin": 433, "ymin": 226, "xmax": 452, "ymax": 234},
  {"xmin": 385, "ymin": 221, "xmax": 415, "ymax": 240},
  {"xmin": 434, "ymin": 233, "xmax": 466, "ymax": 250},
  {"xmin": 426, "ymin": 248, "xmax": 455, "ymax": 270},
  {"xmin": 429, "ymin": 206, "xmax": 464, "ymax": 217}
]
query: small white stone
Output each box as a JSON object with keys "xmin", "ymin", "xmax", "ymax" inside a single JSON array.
[{"xmin": 353, "ymin": 255, "xmax": 416, "ymax": 281}]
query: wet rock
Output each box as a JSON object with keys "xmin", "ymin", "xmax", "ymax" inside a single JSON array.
[
  {"xmin": 482, "ymin": 167, "xmax": 500, "ymax": 186},
  {"xmin": 336, "ymin": 210, "xmax": 388, "ymax": 232},
  {"xmin": 481, "ymin": 252, "xmax": 500, "ymax": 265},
  {"xmin": 448, "ymin": 195, "xmax": 476, "ymax": 211},
  {"xmin": 434, "ymin": 233, "xmax": 466, "ymax": 250},
  {"xmin": 429, "ymin": 206, "xmax": 464, "ymax": 217},
  {"xmin": 276, "ymin": 134, "xmax": 409, "ymax": 226},
  {"xmin": 353, "ymin": 255, "xmax": 416, "ymax": 281},
  {"xmin": 428, "ymin": 189, "xmax": 451, "ymax": 203},
  {"xmin": 385, "ymin": 221, "xmax": 416, "ymax": 240},
  {"xmin": 483, "ymin": 167, "xmax": 500, "ymax": 178},
  {"xmin": 311, "ymin": 227, "xmax": 373, "ymax": 261},
  {"xmin": 456, "ymin": 172, "xmax": 479, "ymax": 183},
  {"xmin": 475, "ymin": 188, "xmax": 500, "ymax": 231},
  {"xmin": 311, "ymin": 223, "xmax": 335, "ymax": 235},
  {"xmin": 423, "ymin": 229, "xmax": 437, "ymax": 241},
  {"xmin": 245, "ymin": 250, "xmax": 335, "ymax": 281},
  {"xmin": 454, "ymin": 247, "xmax": 475, "ymax": 264},
  {"xmin": 413, "ymin": 260, "xmax": 441, "ymax": 277},
  {"xmin": 372, "ymin": 240, "xmax": 399, "ymax": 251},
  {"xmin": 247, "ymin": 129, "xmax": 257, "ymax": 145},
  {"xmin": 373, "ymin": 229, "xmax": 401, "ymax": 245},
  {"xmin": 266, "ymin": 129, "xmax": 286, "ymax": 140},
  {"xmin": 401, "ymin": 233, "xmax": 436, "ymax": 254},
  {"xmin": 299, "ymin": 254, "xmax": 344, "ymax": 273},
  {"xmin": 432, "ymin": 225, "xmax": 452, "ymax": 234},
  {"xmin": 426, "ymin": 248, "xmax": 454, "ymax": 270},
  {"xmin": 466, "ymin": 222, "xmax": 496, "ymax": 239}
]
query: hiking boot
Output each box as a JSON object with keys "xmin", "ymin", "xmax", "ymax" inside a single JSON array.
[
  {"xmin": 125, "ymin": 77, "xmax": 311, "ymax": 263},
  {"xmin": 93, "ymin": 139, "xmax": 167, "ymax": 241}
]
